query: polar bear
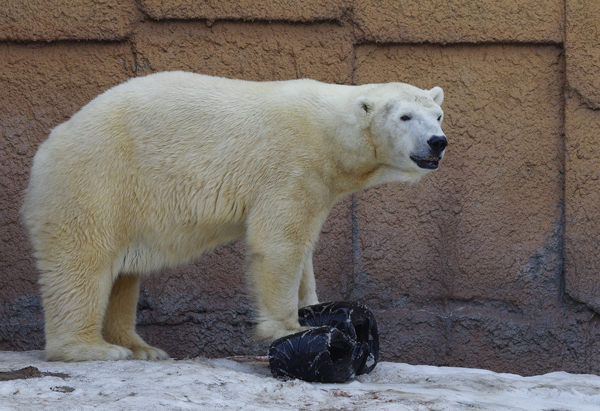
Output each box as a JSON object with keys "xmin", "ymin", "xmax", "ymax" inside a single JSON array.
[{"xmin": 21, "ymin": 72, "xmax": 447, "ymax": 362}]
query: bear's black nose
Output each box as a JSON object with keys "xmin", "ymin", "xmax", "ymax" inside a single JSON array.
[{"xmin": 428, "ymin": 135, "xmax": 448, "ymax": 154}]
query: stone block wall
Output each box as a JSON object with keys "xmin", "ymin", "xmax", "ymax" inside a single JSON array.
[{"xmin": 1, "ymin": 0, "xmax": 599, "ymax": 375}]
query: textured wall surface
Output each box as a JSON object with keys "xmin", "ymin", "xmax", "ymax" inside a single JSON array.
[
  {"xmin": 564, "ymin": 0, "xmax": 600, "ymax": 316},
  {"xmin": 353, "ymin": 0, "xmax": 564, "ymax": 43},
  {"xmin": 0, "ymin": 0, "xmax": 139, "ymax": 41},
  {"xmin": 0, "ymin": 41, "xmax": 135, "ymax": 350},
  {"xmin": 1, "ymin": 1, "xmax": 600, "ymax": 375},
  {"xmin": 138, "ymin": 0, "xmax": 349, "ymax": 22}
]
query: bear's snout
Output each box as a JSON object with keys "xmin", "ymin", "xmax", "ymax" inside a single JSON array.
[{"xmin": 427, "ymin": 135, "xmax": 448, "ymax": 155}]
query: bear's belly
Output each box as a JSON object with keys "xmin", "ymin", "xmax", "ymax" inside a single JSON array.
[{"xmin": 118, "ymin": 222, "xmax": 246, "ymax": 274}]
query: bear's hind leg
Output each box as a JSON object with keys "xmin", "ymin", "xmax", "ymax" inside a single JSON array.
[
  {"xmin": 102, "ymin": 274, "xmax": 169, "ymax": 360},
  {"xmin": 41, "ymin": 263, "xmax": 133, "ymax": 362}
]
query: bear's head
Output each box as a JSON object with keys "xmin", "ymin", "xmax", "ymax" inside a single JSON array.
[{"xmin": 354, "ymin": 84, "xmax": 447, "ymax": 183}]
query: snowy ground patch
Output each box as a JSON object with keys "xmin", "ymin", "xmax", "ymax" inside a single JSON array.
[{"xmin": 1, "ymin": 350, "xmax": 600, "ymax": 410}]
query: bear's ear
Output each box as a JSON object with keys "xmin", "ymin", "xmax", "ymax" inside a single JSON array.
[
  {"xmin": 429, "ymin": 87, "xmax": 444, "ymax": 105},
  {"xmin": 354, "ymin": 97, "xmax": 375, "ymax": 127}
]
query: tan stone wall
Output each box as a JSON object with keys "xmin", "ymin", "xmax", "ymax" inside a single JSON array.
[{"xmin": 1, "ymin": 0, "xmax": 599, "ymax": 375}]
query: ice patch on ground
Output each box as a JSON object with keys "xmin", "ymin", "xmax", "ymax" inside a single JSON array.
[{"xmin": 1, "ymin": 351, "xmax": 600, "ymax": 410}]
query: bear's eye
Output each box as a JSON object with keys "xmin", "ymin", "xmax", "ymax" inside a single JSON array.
[
  {"xmin": 400, "ymin": 115, "xmax": 412, "ymax": 121},
  {"xmin": 437, "ymin": 115, "xmax": 442, "ymax": 122}
]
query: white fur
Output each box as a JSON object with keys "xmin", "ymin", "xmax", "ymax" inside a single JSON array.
[{"xmin": 21, "ymin": 72, "xmax": 446, "ymax": 361}]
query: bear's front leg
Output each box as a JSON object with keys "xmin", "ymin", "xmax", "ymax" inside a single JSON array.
[
  {"xmin": 246, "ymin": 217, "xmax": 321, "ymax": 341},
  {"xmin": 298, "ymin": 252, "xmax": 319, "ymax": 309}
]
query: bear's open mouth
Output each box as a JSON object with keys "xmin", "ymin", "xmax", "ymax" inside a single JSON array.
[{"xmin": 410, "ymin": 156, "xmax": 440, "ymax": 170}]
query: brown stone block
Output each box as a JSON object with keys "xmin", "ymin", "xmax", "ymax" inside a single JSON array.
[
  {"xmin": 135, "ymin": 240, "xmax": 302, "ymax": 359},
  {"xmin": 378, "ymin": 303, "xmax": 600, "ymax": 375},
  {"xmin": 566, "ymin": 0, "xmax": 600, "ymax": 109},
  {"xmin": 138, "ymin": 0, "xmax": 349, "ymax": 22},
  {"xmin": 313, "ymin": 199, "xmax": 354, "ymax": 303},
  {"xmin": 0, "ymin": 0, "xmax": 139, "ymax": 41},
  {"xmin": 138, "ymin": 242, "xmax": 249, "ymax": 323},
  {"xmin": 564, "ymin": 92, "xmax": 600, "ymax": 312},
  {"xmin": 354, "ymin": 0, "xmax": 563, "ymax": 44},
  {"xmin": 0, "ymin": 42, "xmax": 134, "ymax": 350},
  {"xmin": 132, "ymin": 189, "xmax": 351, "ymax": 357},
  {"xmin": 131, "ymin": 193, "xmax": 352, "ymax": 357},
  {"xmin": 132, "ymin": 20, "xmax": 354, "ymax": 84},
  {"xmin": 134, "ymin": 204, "xmax": 352, "ymax": 358},
  {"xmin": 352, "ymin": 45, "xmax": 564, "ymax": 313},
  {"xmin": 129, "ymin": 21, "xmax": 355, "ymax": 354},
  {"xmin": 375, "ymin": 309, "xmax": 446, "ymax": 364},
  {"xmin": 1, "ymin": 25, "xmax": 355, "ymax": 354},
  {"xmin": 138, "ymin": 322, "xmax": 271, "ymax": 359}
]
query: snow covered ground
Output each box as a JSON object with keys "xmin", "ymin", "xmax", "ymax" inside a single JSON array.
[{"xmin": 1, "ymin": 350, "xmax": 600, "ymax": 410}]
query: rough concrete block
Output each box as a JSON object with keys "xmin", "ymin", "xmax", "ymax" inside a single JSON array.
[
  {"xmin": 125, "ymin": 20, "xmax": 356, "ymax": 356},
  {"xmin": 0, "ymin": 42, "xmax": 135, "ymax": 350},
  {"xmin": 566, "ymin": 0, "xmax": 600, "ymax": 109},
  {"xmin": 377, "ymin": 303, "xmax": 600, "ymax": 375},
  {"xmin": 138, "ymin": 0, "xmax": 349, "ymax": 22},
  {"xmin": 564, "ymin": 0, "xmax": 600, "ymax": 311},
  {"xmin": 0, "ymin": 0, "xmax": 139, "ymax": 41},
  {"xmin": 564, "ymin": 92, "xmax": 600, "ymax": 313},
  {"xmin": 352, "ymin": 44, "xmax": 564, "ymax": 314},
  {"xmin": 353, "ymin": 0, "xmax": 563, "ymax": 44},
  {"xmin": 134, "ymin": 196, "xmax": 353, "ymax": 359},
  {"xmin": 132, "ymin": 20, "xmax": 354, "ymax": 84}
]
